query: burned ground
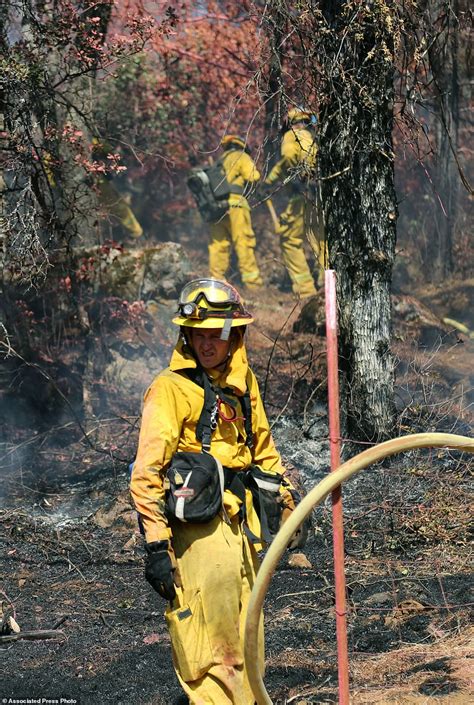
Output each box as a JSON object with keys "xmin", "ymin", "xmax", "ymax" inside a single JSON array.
[
  {"xmin": 1, "ymin": 450, "xmax": 472, "ymax": 705},
  {"xmin": 1, "ymin": 265, "xmax": 473, "ymax": 704}
]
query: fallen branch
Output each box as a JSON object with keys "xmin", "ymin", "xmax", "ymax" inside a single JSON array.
[{"xmin": 0, "ymin": 629, "xmax": 66, "ymax": 643}]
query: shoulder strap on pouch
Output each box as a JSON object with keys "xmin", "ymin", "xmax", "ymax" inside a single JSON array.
[
  {"xmin": 241, "ymin": 391, "xmax": 253, "ymax": 448},
  {"xmin": 185, "ymin": 367, "xmax": 217, "ymax": 452},
  {"xmin": 180, "ymin": 367, "xmax": 253, "ymax": 450}
]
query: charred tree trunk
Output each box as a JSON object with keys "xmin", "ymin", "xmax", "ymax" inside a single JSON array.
[
  {"xmin": 428, "ymin": 0, "xmax": 460, "ymax": 281},
  {"xmin": 318, "ymin": 2, "xmax": 397, "ymax": 444},
  {"xmin": 261, "ymin": 3, "xmax": 287, "ymax": 174},
  {"xmin": 0, "ymin": 9, "xmax": 7, "ymax": 277}
]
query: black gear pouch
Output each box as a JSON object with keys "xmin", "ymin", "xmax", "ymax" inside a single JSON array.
[
  {"xmin": 246, "ymin": 465, "xmax": 283, "ymax": 542},
  {"xmin": 165, "ymin": 452, "xmax": 225, "ymax": 524}
]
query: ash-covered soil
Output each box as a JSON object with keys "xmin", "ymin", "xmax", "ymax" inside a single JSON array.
[
  {"xmin": 1, "ymin": 428, "xmax": 472, "ymax": 705},
  {"xmin": 1, "ymin": 268, "xmax": 473, "ymax": 704}
]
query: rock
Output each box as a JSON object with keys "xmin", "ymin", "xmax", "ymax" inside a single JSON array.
[
  {"xmin": 393, "ymin": 294, "xmax": 459, "ymax": 348},
  {"xmin": 287, "ymin": 552, "xmax": 313, "ymax": 569},
  {"xmin": 364, "ymin": 591, "xmax": 392, "ymax": 606},
  {"xmin": 75, "ymin": 242, "xmax": 193, "ymax": 302},
  {"xmin": 141, "ymin": 244, "xmax": 192, "ymax": 299},
  {"xmin": 292, "ymin": 295, "xmax": 325, "ymax": 334},
  {"xmin": 105, "ymin": 349, "xmax": 165, "ymax": 398},
  {"xmin": 143, "ymin": 633, "xmax": 162, "ymax": 645}
]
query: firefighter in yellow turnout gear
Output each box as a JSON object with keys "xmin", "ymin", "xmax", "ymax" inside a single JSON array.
[
  {"xmin": 209, "ymin": 136, "xmax": 263, "ymax": 289},
  {"xmin": 264, "ymin": 109, "xmax": 325, "ymax": 298},
  {"xmin": 130, "ymin": 279, "xmax": 306, "ymax": 704},
  {"xmin": 92, "ymin": 137, "xmax": 143, "ymax": 239}
]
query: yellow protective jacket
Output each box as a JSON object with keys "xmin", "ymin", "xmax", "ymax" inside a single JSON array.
[
  {"xmin": 265, "ymin": 127, "xmax": 317, "ymax": 187},
  {"xmin": 130, "ymin": 333, "xmax": 286, "ymax": 544},
  {"xmin": 221, "ymin": 148, "xmax": 260, "ymax": 211}
]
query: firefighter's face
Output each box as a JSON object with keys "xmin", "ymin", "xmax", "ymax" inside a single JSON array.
[{"xmin": 189, "ymin": 328, "xmax": 231, "ymax": 369}]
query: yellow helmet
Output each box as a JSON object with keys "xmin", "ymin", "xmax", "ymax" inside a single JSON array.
[
  {"xmin": 220, "ymin": 135, "xmax": 247, "ymax": 150},
  {"xmin": 173, "ymin": 277, "xmax": 253, "ymax": 340},
  {"xmin": 173, "ymin": 278, "xmax": 253, "ymax": 340},
  {"xmin": 287, "ymin": 108, "xmax": 314, "ymax": 125}
]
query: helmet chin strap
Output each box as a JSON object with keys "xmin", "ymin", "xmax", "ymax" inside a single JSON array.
[{"xmin": 180, "ymin": 328, "xmax": 193, "ymax": 355}]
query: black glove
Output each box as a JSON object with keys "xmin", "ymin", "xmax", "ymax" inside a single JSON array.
[
  {"xmin": 281, "ymin": 488, "xmax": 311, "ymax": 551},
  {"xmin": 287, "ymin": 514, "xmax": 310, "ymax": 551},
  {"xmin": 145, "ymin": 541, "xmax": 177, "ymax": 601}
]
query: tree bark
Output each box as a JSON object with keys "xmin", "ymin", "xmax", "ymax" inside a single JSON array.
[
  {"xmin": 428, "ymin": 0, "xmax": 460, "ymax": 281},
  {"xmin": 318, "ymin": 1, "xmax": 398, "ymax": 444},
  {"xmin": 261, "ymin": 2, "xmax": 287, "ymax": 174}
]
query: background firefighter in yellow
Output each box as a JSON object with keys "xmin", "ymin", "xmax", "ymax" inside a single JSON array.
[
  {"xmin": 263, "ymin": 108, "xmax": 325, "ymax": 298},
  {"xmin": 43, "ymin": 139, "xmax": 143, "ymax": 240},
  {"xmin": 209, "ymin": 136, "xmax": 263, "ymax": 289},
  {"xmin": 96, "ymin": 177, "xmax": 143, "ymax": 238},
  {"xmin": 92, "ymin": 138, "xmax": 143, "ymax": 239},
  {"xmin": 130, "ymin": 278, "xmax": 306, "ymax": 704}
]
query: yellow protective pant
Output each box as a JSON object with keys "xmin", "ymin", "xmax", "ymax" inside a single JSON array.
[
  {"xmin": 166, "ymin": 515, "xmax": 264, "ymax": 705},
  {"xmin": 209, "ymin": 207, "xmax": 263, "ymax": 289},
  {"xmin": 278, "ymin": 195, "xmax": 323, "ymax": 297}
]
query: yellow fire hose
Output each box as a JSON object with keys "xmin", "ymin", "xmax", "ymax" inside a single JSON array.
[{"xmin": 244, "ymin": 432, "xmax": 474, "ymax": 705}]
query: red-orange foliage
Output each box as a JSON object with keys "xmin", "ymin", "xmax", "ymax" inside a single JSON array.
[{"xmin": 97, "ymin": 2, "xmax": 267, "ymax": 226}]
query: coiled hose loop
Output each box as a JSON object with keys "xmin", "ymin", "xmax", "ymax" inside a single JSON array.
[{"xmin": 244, "ymin": 432, "xmax": 474, "ymax": 705}]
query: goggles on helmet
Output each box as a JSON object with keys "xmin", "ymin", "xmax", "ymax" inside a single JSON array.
[
  {"xmin": 175, "ymin": 278, "xmax": 252, "ymax": 339},
  {"xmin": 178, "ymin": 279, "xmax": 241, "ymax": 318}
]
